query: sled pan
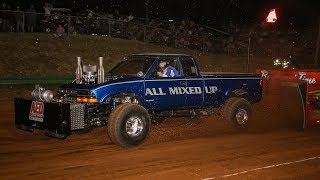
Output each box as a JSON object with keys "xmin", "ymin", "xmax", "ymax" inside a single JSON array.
[{"xmin": 279, "ymin": 82, "xmax": 307, "ymax": 129}]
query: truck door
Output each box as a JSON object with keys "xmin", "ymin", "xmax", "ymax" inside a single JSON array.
[
  {"xmin": 182, "ymin": 57, "xmax": 205, "ymax": 108},
  {"xmin": 144, "ymin": 57, "xmax": 186, "ymax": 110}
]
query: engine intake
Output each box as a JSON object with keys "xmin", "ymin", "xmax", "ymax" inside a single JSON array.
[
  {"xmin": 75, "ymin": 57, "xmax": 105, "ymax": 85},
  {"xmin": 31, "ymin": 85, "xmax": 53, "ymax": 103},
  {"xmin": 83, "ymin": 65, "xmax": 97, "ymax": 84}
]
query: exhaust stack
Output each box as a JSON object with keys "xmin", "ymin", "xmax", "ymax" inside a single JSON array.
[
  {"xmin": 98, "ymin": 57, "xmax": 105, "ymax": 84},
  {"xmin": 76, "ymin": 57, "xmax": 83, "ymax": 84}
]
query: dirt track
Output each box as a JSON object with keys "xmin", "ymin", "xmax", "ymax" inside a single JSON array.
[{"xmin": 1, "ymin": 89, "xmax": 320, "ymax": 179}]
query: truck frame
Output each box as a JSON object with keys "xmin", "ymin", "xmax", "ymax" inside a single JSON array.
[{"xmin": 15, "ymin": 53, "xmax": 262, "ymax": 147}]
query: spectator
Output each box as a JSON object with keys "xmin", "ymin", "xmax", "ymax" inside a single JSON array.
[
  {"xmin": 126, "ymin": 14, "xmax": 134, "ymax": 22},
  {"xmin": 43, "ymin": 2, "xmax": 53, "ymax": 16},
  {"xmin": 14, "ymin": 6, "xmax": 24, "ymax": 32},
  {"xmin": 54, "ymin": 24, "xmax": 65, "ymax": 38},
  {"xmin": 6, "ymin": 5, "xmax": 14, "ymax": 32},
  {"xmin": 1, "ymin": 4, "xmax": 9, "ymax": 31},
  {"xmin": 0, "ymin": 14, "xmax": 2, "ymax": 32},
  {"xmin": 0, "ymin": 6, "xmax": 3, "ymax": 32},
  {"xmin": 26, "ymin": 5, "xmax": 37, "ymax": 32}
]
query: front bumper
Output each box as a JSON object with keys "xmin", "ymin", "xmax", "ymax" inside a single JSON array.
[{"xmin": 14, "ymin": 98, "xmax": 85, "ymax": 139}]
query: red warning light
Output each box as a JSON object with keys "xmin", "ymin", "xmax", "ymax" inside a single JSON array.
[{"xmin": 266, "ymin": 9, "xmax": 277, "ymax": 23}]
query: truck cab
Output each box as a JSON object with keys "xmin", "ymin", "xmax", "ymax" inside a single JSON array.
[{"xmin": 143, "ymin": 54, "xmax": 202, "ymax": 110}]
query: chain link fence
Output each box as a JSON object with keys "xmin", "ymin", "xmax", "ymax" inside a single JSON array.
[
  {"xmin": 0, "ymin": 10, "xmax": 250, "ymax": 56},
  {"xmin": 1, "ymin": 9, "xmax": 319, "ymax": 71}
]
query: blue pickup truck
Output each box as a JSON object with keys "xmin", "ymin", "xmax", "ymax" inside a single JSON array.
[{"xmin": 15, "ymin": 53, "xmax": 262, "ymax": 147}]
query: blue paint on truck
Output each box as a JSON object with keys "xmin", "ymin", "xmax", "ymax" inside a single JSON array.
[
  {"xmin": 60, "ymin": 53, "xmax": 262, "ymax": 110},
  {"xmin": 15, "ymin": 53, "xmax": 262, "ymax": 147}
]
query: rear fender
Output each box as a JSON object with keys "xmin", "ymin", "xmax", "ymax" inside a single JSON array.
[{"xmin": 227, "ymin": 89, "xmax": 248, "ymax": 99}]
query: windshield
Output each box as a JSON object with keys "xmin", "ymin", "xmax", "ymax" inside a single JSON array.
[{"xmin": 109, "ymin": 56, "xmax": 156, "ymax": 76}]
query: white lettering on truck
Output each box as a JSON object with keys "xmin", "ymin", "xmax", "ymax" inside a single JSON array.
[
  {"xmin": 145, "ymin": 88, "xmax": 166, "ymax": 96},
  {"xmin": 145, "ymin": 86, "xmax": 218, "ymax": 96},
  {"xmin": 205, "ymin": 86, "xmax": 218, "ymax": 94}
]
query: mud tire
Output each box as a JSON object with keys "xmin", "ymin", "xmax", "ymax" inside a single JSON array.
[{"xmin": 107, "ymin": 104, "xmax": 150, "ymax": 148}]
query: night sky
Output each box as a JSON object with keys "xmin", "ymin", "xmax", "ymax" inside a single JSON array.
[{"xmin": 3, "ymin": 0, "xmax": 320, "ymax": 27}]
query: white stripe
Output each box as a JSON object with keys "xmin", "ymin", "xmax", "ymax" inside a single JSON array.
[
  {"xmin": 94, "ymin": 80, "xmax": 144, "ymax": 90},
  {"xmin": 94, "ymin": 77, "xmax": 261, "ymax": 90},
  {"xmin": 203, "ymin": 77, "xmax": 261, "ymax": 80},
  {"xmin": 147, "ymin": 77, "xmax": 261, "ymax": 81},
  {"xmin": 146, "ymin": 78, "xmax": 186, "ymax": 82},
  {"xmin": 202, "ymin": 156, "xmax": 320, "ymax": 180}
]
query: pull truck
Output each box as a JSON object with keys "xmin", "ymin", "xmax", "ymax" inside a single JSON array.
[{"xmin": 15, "ymin": 53, "xmax": 262, "ymax": 147}]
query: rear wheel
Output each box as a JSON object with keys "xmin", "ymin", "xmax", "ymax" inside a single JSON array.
[
  {"xmin": 223, "ymin": 97, "xmax": 252, "ymax": 128},
  {"xmin": 107, "ymin": 104, "xmax": 151, "ymax": 148}
]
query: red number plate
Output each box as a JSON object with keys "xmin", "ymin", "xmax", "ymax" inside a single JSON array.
[{"xmin": 29, "ymin": 101, "xmax": 44, "ymax": 122}]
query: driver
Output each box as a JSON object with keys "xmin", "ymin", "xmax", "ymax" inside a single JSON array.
[{"xmin": 157, "ymin": 59, "xmax": 180, "ymax": 77}]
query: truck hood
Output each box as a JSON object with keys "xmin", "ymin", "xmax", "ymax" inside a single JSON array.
[{"xmin": 58, "ymin": 76, "xmax": 144, "ymax": 91}]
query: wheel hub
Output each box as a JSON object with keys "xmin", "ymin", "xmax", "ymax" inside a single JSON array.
[
  {"xmin": 236, "ymin": 109, "xmax": 249, "ymax": 125},
  {"xmin": 125, "ymin": 116, "xmax": 143, "ymax": 137}
]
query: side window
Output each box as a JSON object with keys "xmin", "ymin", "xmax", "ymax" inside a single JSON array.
[
  {"xmin": 150, "ymin": 57, "xmax": 182, "ymax": 78},
  {"xmin": 182, "ymin": 57, "xmax": 197, "ymax": 77}
]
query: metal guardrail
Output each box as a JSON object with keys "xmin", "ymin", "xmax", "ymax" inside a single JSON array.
[{"xmin": 0, "ymin": 76, "xmax": 74, "ymax": 85}]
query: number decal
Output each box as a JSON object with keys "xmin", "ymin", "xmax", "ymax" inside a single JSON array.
[{"xmin": 29, "ymin": 101, "xmax": 45, "ymax": 122}]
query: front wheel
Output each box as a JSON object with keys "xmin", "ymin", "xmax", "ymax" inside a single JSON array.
[
  {"xmin": 107, "ymin": 103, "xmax": 151, "ymax": 148},
  {"xmin": 222, "ymin": 97, "xmax": 252, "ymax": 128}
]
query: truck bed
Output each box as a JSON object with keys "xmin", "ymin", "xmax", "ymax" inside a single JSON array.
[{"xmin": 201, "ymin": 72, "xmax": 259, "ymax": 75}]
